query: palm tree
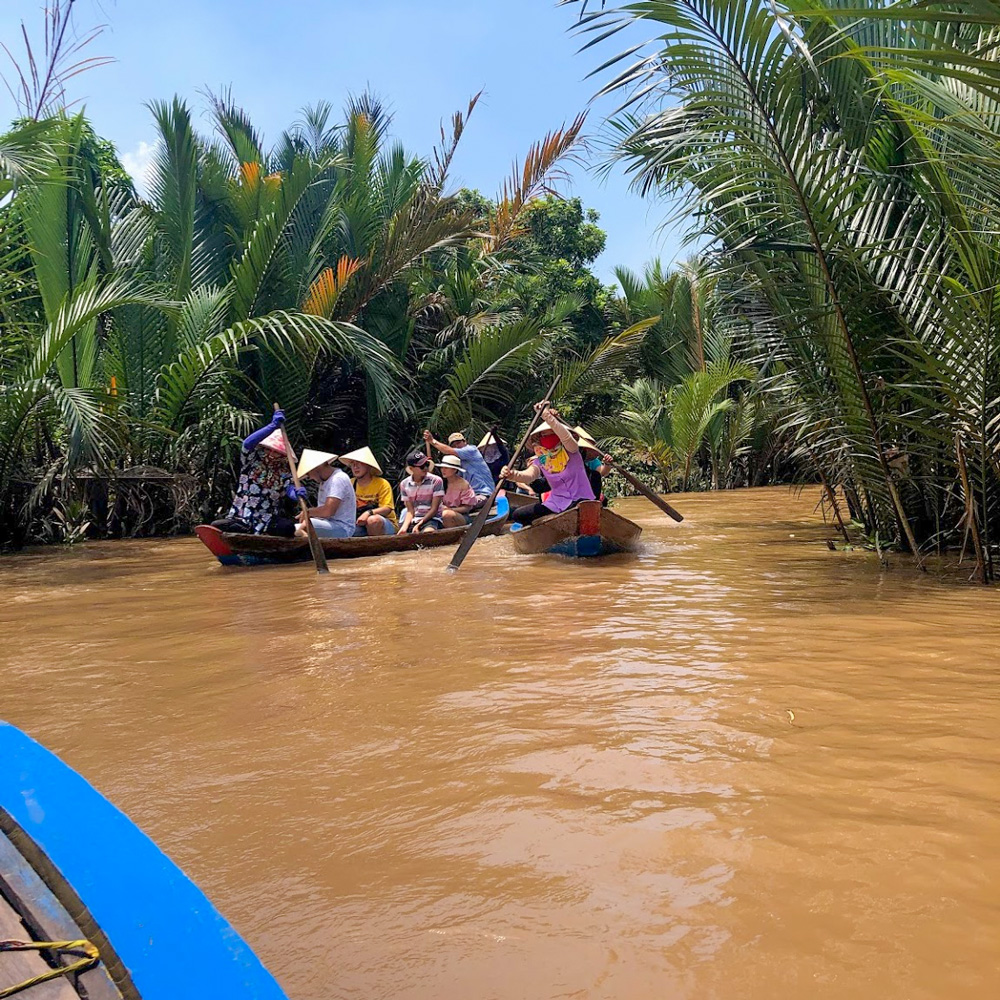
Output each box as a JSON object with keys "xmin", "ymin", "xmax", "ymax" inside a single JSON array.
[{"xmin": 565, "ymin": 0, "xmax": 1000, "ymax": 572}]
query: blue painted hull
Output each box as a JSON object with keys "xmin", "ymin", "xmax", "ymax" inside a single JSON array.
[
  {"xmin": 508, "ymin": 500, "xmax": 642, "ymax": 558},
  {"xmin": 546, "ymin": 534, "xmax": 625, "ymax": 557},
  {"xmin": 0, "ymin": 722, "xmax": 289, "ymax": 1000}
]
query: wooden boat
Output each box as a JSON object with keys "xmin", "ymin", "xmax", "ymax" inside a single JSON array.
[
  {"xmin": 196, "ymin": 495, "xmax": 509, "ymax": 567},
  {"xmin": 0, "ymin": 721, "xmax": 288, "ymax": 1000},
  {"xmin": 509, "ymin": 499, "xmax": 641, "ymax": 557},
  {"xmin": 503, "ymin": 490, "xmax": 539, "ymax": 510}
]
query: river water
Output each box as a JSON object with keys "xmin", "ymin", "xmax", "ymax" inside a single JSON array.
[{"xmin": 1, "ymin": 487, "xmax": 997, "ymax": 1000}]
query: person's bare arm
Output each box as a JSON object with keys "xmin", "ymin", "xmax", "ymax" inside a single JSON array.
[
  {"xmin": 422, "ymin": 429, "xmax": 458, "ymax": 457},
  {"xmin": 500, "ymin": 462, "xmax": 539, "ymax": 485},
  {"xmin": 399, "ymin": 498, "xmax": 415, "ymax": 533},
  {"xmin": 543, "ymin": 408, "xmax": 578, "ymax": 453}
]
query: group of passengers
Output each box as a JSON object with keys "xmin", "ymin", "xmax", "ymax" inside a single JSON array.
[{"xmin": 211, "ymin": 403, "xmax": 611, "ymax": 540}]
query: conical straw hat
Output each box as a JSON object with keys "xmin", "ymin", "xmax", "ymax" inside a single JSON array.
[
  {"xmin": 478, "ymin": 431, "xmax": 502, "ymax": 448},
  {"xmin": 528, "ymin": 421, "xmax": 552, "ymax": 438},
  {"xmin": 339, "ymin": 446, "xmax": 382, "ymax": 475},
  {"xmin": 296, "ymin": 449, "xmax": 337, "ymax": 478},
  {"xmin": 260, "ymin": 429, "xmax": 287, "ymax": 455},
  {"xmin": 573, "ymin": 425, "xmax": 601, "ymax": 452}
]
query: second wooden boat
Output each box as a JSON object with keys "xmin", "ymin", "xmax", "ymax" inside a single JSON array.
[
  {"xmin": 196, "ymin": 496, "xmax": 509, "ymax": 567},
  {"xmin": 508, "ymin": 499, "xmax": 642, "ymax": 557}
]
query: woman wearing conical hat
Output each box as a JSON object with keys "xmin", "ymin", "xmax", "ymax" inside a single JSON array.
[
  {"xmin": 294, "ymin": 449, "xmax": 357, "ymax": 538},
  {"xmin": 340, "ymin": 447, "xmax": 397, "ymax": 536},
  {"xmin": 500, "ymin": 406, "xmax": 595, "ymax": 525},
  {"xmin": 573, "ymin": 425, "xmax": 612, "ymax": 503},
  {"xmin": 211, "ymin": 408, "xmax": 299, "ymax": 536}
]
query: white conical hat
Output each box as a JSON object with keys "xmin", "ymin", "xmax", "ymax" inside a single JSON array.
[
  {"xmin": 339, "ymin": 446, "xmax": 382, "ymax": 475},
  {"xmin": 572, "ymin": 425, "xmax": 601, "ymax": 451},
  {"xmin": 479, "ymin": 431, "xmax": 502, "ymax": 448},
  {"xmin": 296, "ymin": 449, "xmax": 337, "ymax": 478}
]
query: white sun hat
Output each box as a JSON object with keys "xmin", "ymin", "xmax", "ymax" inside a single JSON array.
[{"xmin": 438, "ymin": 454, "xmax": 466, "ymax": 473}]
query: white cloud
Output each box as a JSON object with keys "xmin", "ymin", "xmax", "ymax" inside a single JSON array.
[{"xmin": 121, "ymin": 140, "xmax": 156, "ymax": 196}]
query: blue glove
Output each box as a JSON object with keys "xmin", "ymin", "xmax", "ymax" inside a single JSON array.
[
  {"xmin": 272, "ymin": 408, "xmax": 286, "ymax": 426},
  {"xmin": 286, "ymin": 484, "xmax": 307, "ymax": 501}
]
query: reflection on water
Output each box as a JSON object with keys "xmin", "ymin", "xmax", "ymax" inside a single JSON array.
[{"xmin": 1, "ymin": 487, "xmax": 998, "ymax": 1000}]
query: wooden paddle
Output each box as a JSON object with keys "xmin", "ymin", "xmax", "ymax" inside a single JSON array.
[
  {"xmin": 447, "ymin": 375, "xmax": 560, "ymax": 572},
  {"xmin": 603, "ymin": 457, "xmax": 684, "ymax": 523},
  {"xmin": 273, "ymin": 403, "xmax": 329, "ymax": 574}
]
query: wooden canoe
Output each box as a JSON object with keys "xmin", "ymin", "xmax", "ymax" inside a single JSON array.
[
  {"xmin": 196, "ymin": 496, "xmax": 509, "ymax": 567},
  {"xmin": 503, "ymin": 490, "xmax": 539, "ymax": 510},
  {"xmin": 509, "ymin": 499, "xmax": 641, "ymax": 557},
  {"xmin": 0, "ymin": 722, "xmax": 289, "ymax": 1000}
]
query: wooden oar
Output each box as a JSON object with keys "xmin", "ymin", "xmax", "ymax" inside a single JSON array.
[
  {"xmin": 447, "ymin": 375, "xmax": 560, "ymax": 573},
  {"xmin": 273, "ymin": 403, "xmax": 329, "ymax": 574},
  {"xmin": 603, "ymin": 457, "xmax": 684, "ymax": 523}
]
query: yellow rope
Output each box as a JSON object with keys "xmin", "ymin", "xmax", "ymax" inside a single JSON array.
[{"xmin": 0, "ymin": 938, "xmax": 100, "ymax": 998}]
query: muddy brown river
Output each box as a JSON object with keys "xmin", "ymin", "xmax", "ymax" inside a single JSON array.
[{"xmin": 1, "ymin": 487, "xmax": 997, "ymax": 1000}]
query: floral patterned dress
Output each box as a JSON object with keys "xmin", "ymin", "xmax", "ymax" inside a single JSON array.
[{"xmin": 226, "ymin": 446, "xmax": 293, "ymax": 534}]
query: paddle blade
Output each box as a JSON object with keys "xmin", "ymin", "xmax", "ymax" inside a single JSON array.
[{"xmin": 447, "ymin": 499, "xmax": 496, "ymax": 572}]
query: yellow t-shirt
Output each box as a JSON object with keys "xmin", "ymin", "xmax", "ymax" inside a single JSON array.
[{"xmin": 352, "ymin": 475, "xmax": 397, "ymax": 527}]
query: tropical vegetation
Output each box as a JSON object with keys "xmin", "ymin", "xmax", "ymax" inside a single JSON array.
[
  {"xmin": 7, "ymin": 0, "xmax": 1000, "ymax": 584},
  {"xmin": 564, "ymin": 0, "xmax": 1000, "ymax": 580}
]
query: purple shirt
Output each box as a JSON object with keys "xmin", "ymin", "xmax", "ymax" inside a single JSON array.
[{"xmin": 530, "ymin": 445, "xmax": 595, "ymax": 513}]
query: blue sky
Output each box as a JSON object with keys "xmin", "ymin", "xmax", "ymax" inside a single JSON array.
[{"xmin": 0, "ymin": 0, "xmax": 688, "ymax": 282}]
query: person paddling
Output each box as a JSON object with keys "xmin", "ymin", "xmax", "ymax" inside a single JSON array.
[
  {"xmin": 340, "ymin": 447, "xmax": 397, "ymax": 536},
  {"xmin": 211, "ymin": 409, "xmax": 300, "ymax": 537},
  {"xmin": 423, "ymin": 428, "xmax": 494, "ymax": 508},
  {"xmin": 398, "ymin": 451, "xmax": 445, "ymax": 533},
  {"xmin": 501, "ymin": 407, "xmax": 595, "ymax": 525},
  {"xmin": 294, "ymin": 450, "xmax": 357, "ymax": 539}
]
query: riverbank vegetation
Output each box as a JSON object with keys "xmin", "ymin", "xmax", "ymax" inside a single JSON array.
[
  {"xmin": 563, "ymin": 0, "xmax": 1000, "ymax": 580},
  {"xmin": 5, "ymin": 0, "xmax": 1000, "ymax": 581}
]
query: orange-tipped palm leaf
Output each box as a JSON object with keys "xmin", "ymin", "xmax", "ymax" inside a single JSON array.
[
  {"xmin": 488, "ymin": 113, "xmax": 588, "ymax": 254},
  {"xmin": 302, "ymin": 255, "xmax": 363, "ymax": 318}
]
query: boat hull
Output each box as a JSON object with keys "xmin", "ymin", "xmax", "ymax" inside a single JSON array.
[
  {"xmin": 509, "ymin": 499, "xmax": 641, "ymax": 557},
  {"xmin": 503, "ymin": 490, "xmax": 539, "ymax": 510},
  {"xmin": 0, "ymin": 722, "xmax": 288, "ymax": 1000},
  {"xmin": 196, "ymin": 496, "xmax": 509, "ymax": 567}
]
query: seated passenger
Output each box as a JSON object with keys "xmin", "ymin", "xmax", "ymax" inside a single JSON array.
[
  {"xmin": 294, "ymin": 449, "xmax": 357, "ymax": 538},
  {"xmin": 340, "ymin": 447, "xmax": 397, "ymax": 536},
  {"xmin": 478, "ymin": 431, "xmax": 510, "ymax": 484},
  {"xmin": 211, "ymin": 408, "xmax": 297, "ymax": 536},
  {"xmin": 438, "ymin": 455, "xmax": 477, "ymax": 527},
  {"xmin": 398, "ymin": 451, "xmax": 445, "ymax": 533},
  {"xmin": 500, "ymin": 408, "xmax": 596, "ymax": 525},
  {"xmin": 423, "ymin": 428, "xmax": 494, "ymax": 507},
  {"xmin": 574, "ymin": 426, "xmax": 612, "ymax": 502}
]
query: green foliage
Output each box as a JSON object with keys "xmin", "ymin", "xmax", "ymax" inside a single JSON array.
[
  {"xmin": 566, "ymin": 0, "xmax": 1000, "ymax": 574},
  {"xmin": 0, "ymin": 86, "xmax": 630, "ymax": 544}
]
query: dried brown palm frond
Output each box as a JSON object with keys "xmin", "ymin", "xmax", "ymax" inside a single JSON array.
[
  {"xmin": 428, "ymin": 91, "xmax": 483, "ymax": 193},
  {"xmin": 487, "ymin": 113, "xmax": 588, "ymax": 255}
]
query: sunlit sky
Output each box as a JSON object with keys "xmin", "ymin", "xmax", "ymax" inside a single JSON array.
[{"xmin": 0, "ymin": 0, "xmax": 689, "ymax": 283}]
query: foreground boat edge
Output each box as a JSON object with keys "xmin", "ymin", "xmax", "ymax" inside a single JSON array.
[{"xmin": 0, "ymin": 722, "xmax": 289, "ymax": 1000}]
